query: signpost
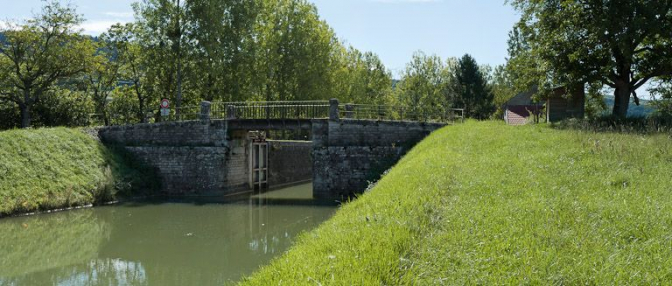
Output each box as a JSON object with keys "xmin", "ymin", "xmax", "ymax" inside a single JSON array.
[{"xmin": 160, "ymin": 99, "xmax": 170, "ymax": 120}]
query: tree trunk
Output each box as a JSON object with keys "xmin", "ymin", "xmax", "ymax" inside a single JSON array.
[
  {"xmin": 176, "ymin": 55, "xmax": 182, "ymax": 119},
  {"xmin": 612, "ymin": 80, "xmax": 631, "ymax": 118},
  {"xmin": 175, "ymin": 0, "xmax": 183, "ymax": 120},
  {"xmin": 20, "ymin": 103, "xmax": 31, "ymax": 129},
  {"xmin": 139, "ymin": 97, "xmax": 147, "ymax": 123}
]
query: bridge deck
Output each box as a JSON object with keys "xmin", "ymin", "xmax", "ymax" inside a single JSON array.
[{"xmin": 224, "ymin": 118, "xmax": 320, "ymax": 131}]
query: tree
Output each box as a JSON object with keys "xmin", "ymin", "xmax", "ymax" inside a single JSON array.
[
  {"xmin": 187, "ymin": 0, "xmax": 260, "ymax": 102},
  {"xmin": 133, "ymin": 0, "xmax": 189, "ymax": 117},
  {"xmin": 393, "ymin": 51, "xmax": 453, "ymax": 117},
  {"xmin": 84, "ymin": 37, "xmax": 120, "ymax": 126},
  {"xmin": 107, "ymin": 23, "xmax": 153, "ymax": 123},
  {"xmin": 0, "ymin": 1, "xmax": 91, "ymax": 128},
  {"xmin": 490, "ymin": 65, "xmax": 517, "ymax": 118},
  {"xmin": 509, "ymin": 0, "xmax": 672, "ymax": 118},
  {"xmin": 648, "ymin": 78, "xmax": 672, "ymax": 117},
  {"xmin": 252, "ymin": 0, "xmax": 340, "ymax": 102},
  {"xmin": 334, "ymin": 47, "xmax": 392, "ymax": 104},
  {"xmin": 454, "ymin": 54, "xmax": 494, "ymax": 119}
]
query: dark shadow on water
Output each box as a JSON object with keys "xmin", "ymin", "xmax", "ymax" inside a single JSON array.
[
  {"xmin": 120, "ymin": 196, "xmax": 339, "ymax": 208},
  {"xmin": 116, "ymin": 182, "xmax": 339, "ymax": 208}
]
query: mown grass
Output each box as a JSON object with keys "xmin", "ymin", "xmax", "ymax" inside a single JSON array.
[
  {"xmin": 241, "ymin": 121, "xmax": 672, "ymax": 285},
  {"xmin": 0, "ymin": 128, "xmax": 154, "ymax": 216}
]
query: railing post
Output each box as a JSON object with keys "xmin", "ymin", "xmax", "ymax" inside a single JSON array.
[
  {"xmin": 345, "ymin": 104, "xmax": 354, "ymax": 119},
  {"xmin": 200, "ymin": 101, "xmax": 212, "ymax": 122},
  {"xmin": 329, "ymin": 98, "xmax": 339, "ymax": 120},
  {"xmin": 226, "ymin": 105, "xmax": 236, "ymax": 120}
]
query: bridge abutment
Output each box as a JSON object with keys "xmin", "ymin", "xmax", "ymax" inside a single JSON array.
[{"xmin": 311, "ymin": 119, "xmax": 444, "ymax": 199}]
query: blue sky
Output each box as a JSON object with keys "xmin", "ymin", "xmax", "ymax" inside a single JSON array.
[{"xmin": 0, "ymin": 0, "xmax": 518, "ymax": 78}]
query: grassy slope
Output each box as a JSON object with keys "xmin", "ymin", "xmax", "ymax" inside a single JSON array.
[
  {"xmin": 242, "ymin": 121, "xmax": 672, "ymax": 285},
  {"xmin": 0, "ymin": 128, "xmax": 152, "ymax": 216}
]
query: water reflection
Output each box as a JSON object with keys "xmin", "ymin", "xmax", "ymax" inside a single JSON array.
[{"xmin": 0, "ymin": 183, "xmax": 335, "ymax": 285}]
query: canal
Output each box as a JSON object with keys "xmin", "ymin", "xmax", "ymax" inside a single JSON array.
[{"xmin": 0, "ymin": 183, "xmax": 336, "ymax": 285}]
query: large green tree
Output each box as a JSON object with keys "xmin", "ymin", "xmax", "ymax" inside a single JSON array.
[
  {"xmin": 393, "ymin": 52, "xmax": 453, "ymax": 118},
  {"xmin": 252, "ymin": 0, "xmax": 339, "ymax": 102},
  {"xmin": 106, "ymin": 23, "xmax": 154, "ymax": 123},
  {"xmin": 84, "ymin": 37, "xmax": 120, "ymax": 126},
  {"xmin": 0, "ymin": 1, "xmax": 92, "ymax": 128},
  {"xmin": 187, "ymin": 0, "xmax": 260, "ymax": 102},
  {"xmin": 454, "ymin": 54, "xmax": 494, "ymax": 119},
  {"xmin": 133, "ymin": 0, "xmax": 190, "ymax": 117},
  {"xmin": 509, "ymin": 0, "xmax": 672, "ymax": 118},
  {"xmin": 335, "ymin": 47, "xmax": 392, "ymax": 104}
]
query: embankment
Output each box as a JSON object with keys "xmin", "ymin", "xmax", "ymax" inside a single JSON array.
[
  {"xmin": 242, "ymin": 121, "xmax": 672, "ymax": 284},
  {"xmin": 0, "ymin": 128, "xmax": 154, "ymax": 217}
]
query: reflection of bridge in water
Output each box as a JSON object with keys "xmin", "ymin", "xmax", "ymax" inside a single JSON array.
[{"xmin": 99, "ymin": 99, "xmax": 463, "ymax": 199}]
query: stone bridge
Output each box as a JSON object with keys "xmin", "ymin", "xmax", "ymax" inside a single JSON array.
[{"xmin": 98, "ymin": 100, "xmax": 456, "ymax": 199}]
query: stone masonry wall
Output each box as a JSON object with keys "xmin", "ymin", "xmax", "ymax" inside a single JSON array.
[
  {"xmin": 268, "ymin": 140, "xmax": 313, "ymax": 188},
  {"xmin": 124, "ymin": 146, "xmax": 237, "ymax": 196},
  {"xmin": 98, "ymin": 121, "xmax": 242, "ymax": 196},
  {"xmin": 226, "ymin": 138, "xmax": 248, "ymax": 190},
  {"xmin": 312, "ymin": 119, "xmax": 445, "ymax": 199},
  {"xmin": 99, "ymin": 120, "xmax": 228, "ymax": 147}
]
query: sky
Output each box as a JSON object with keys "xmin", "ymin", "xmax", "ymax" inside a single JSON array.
[{"xmin": 0, "ymin": 0, "xmax": 519, "ymax": 78}]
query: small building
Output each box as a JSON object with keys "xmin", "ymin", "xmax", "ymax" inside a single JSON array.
[
  {"xmin": 504, "ymin": 84, "xmax": 586, "ymax": 125},
  {"xmin": 503, "ymin": 91, "xmax": 544, "ymax": 125}
]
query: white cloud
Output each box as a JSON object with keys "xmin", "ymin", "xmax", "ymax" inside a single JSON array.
[
  {"xmin": 0, "ymin": 20, "xmax": 19, "ymax": 31},
  {"xmin": 78, "ymin": 20, "xmax": 130, "ymax": 36}
]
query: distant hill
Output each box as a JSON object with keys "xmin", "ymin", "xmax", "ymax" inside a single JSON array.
[{"xmin": 603, "ymin": 95, "xmax": 655, "ymax": 117}]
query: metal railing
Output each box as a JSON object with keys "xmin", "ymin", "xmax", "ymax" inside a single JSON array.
[
  {"xmin": 104, "ymin": 99, "xmax": 465, "ymax": 125},
  {"xmin": 211, "ymin": 101, "xmax": 330, "ymax": 120},
  {"xmin": 339, "ymin": 104, "xmax": 465, "ymax": 123}
]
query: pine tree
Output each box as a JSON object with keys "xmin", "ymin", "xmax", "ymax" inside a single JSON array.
[{"xmin": 454, "ymin": 54, "xmax": 495, "ymax": 119}]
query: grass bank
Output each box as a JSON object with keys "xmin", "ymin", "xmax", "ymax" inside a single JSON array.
[
  {"xmin": 242, "ymin": 121, "xmax": 672, "ymax": 284},
  {"xmin": 0, "ymin": 128, "xmax": 153, "ymax": 217}
]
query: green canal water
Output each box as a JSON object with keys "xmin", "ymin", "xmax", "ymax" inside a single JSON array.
[{"xmin": 0, "ymin": 183, "xmax": 336, "ymax": 285}]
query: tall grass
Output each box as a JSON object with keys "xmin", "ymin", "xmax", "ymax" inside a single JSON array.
[
  {"xmin": 554, "ymin": 114, "xmax": 672, "ymax": 134},
  {"xmin": 241, "ymin": 121, "xmax": 672, "ymax": 284},
  {"xmin": 0, "ymin": 128, "xmax": 154, "ymax": 216}
]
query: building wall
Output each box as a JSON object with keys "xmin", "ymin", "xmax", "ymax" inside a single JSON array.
[{"xmin": 505, "ymin": 109, "xmax": 528, "ymax": 125}]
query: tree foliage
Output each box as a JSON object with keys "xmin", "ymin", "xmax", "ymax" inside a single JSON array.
[
  {"xmin": 454, "ymin": 54, "xmax": 494, "ymax": 119},
  {"xmin": 392, "ymin": 52, "xmax": 453, "ymax": 117},
  {"xmin": 490, "ymin": 65, "xmax": 517, "ymax": 118},
  {"xmin": 0, "ymin": 1, "xmax": 92, "ymax": 128},
  {"xmin": 0, "ymin": 0, "xmax": 400, "ymax": 129},
  {"xmin": 508, "ymin": 0, "xmax": 672, "ymax": 118}
]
